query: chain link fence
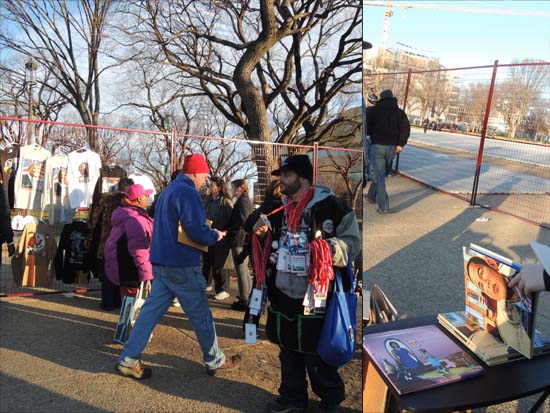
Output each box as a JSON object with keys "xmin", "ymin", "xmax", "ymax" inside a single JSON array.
[
  {"xmin": 1, "ymin": 117, "xmax": 362, "ymax": 295},
  {"xmin": 365, "ymin": 61, "xmax": 550, "ymax": 228}
]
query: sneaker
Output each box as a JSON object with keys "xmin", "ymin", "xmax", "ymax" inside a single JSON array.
[
  {"xmin": 267, "ymin": 398, "xmax": 306, "ymax": 413},
  {"xmin": 377, "ymin": 208, "xmax": 390, "ymax": 214},
  {"xmin": 230, "ymin": 301, "xmax": 248, "ymax": 311},
  {"xmin": 214, "ymin": 291, "xmax": 230, "ymax": 300},
  {"xmin": 205, "ymin": 286, "xmax": 213, "ymax": 292},
  {"xmin": 206, "ymin": 354, "xmax": 241, "ymax": 376},
  {"xmin": 171, "ymin": 298, "xmax": 181, "ymax": 307},
  {"xmin": 116, "ymin": 357, "xmax": 152, "ymax": 380}
]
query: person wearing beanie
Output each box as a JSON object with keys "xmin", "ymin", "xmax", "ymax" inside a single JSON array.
[
  {"xmin": 116, "ymin": 153, "xmax": 241, "ymax": 380},
  {"xmin": 256, "ymin": 154, "xmax": 361, "ymax": 413},
  {"xmin": 87, "ymin": 176, "xmax": 135, "ymax": 311},
  {"xmin": 104, "ymin": 184, "xmax": 154, "ymax": 299},
  {"xmin": 366, "ymin": 88, "xmax": 411, "ymax": 213}
]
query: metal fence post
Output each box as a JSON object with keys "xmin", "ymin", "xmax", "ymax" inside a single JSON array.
[
  {"xmin": 171, "ymin": 128, "xmax": 177, "ymax": 173},
  {"xmin": 395, "ymin": 69, "xmax": 412, "ymax": 173},
  {"xmin": 470, "ymin": 60, "xmax": 499, "ymax": 206},
  {"xmin": 313, "ymin": 142, "xmax": 319, "ymax": 184}
]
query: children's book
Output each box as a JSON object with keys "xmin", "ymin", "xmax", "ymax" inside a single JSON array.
[
  {"xmin": 363, "ymin": 325, "xmax": 485, "ymax": 395},
  {"xmin": 460, "ymin": 243, "xmax": 539, "ymax": 359},
  {"xmin": 438, "ymin": 311, "xmax": 550, "ymax": 366}
]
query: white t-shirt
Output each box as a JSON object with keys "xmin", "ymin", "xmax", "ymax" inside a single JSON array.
[
  {"xmin": 67, "ymin": 149, "xmax": 102, "ymax": 208},
  {"xmin": 129, "ymin": 173, "xmax": 156, "ymax": 205},
  {"xmin": 14, "ymin": 144, "xmax": 51, "ymax": 210},
  {"xmin": 42, "ymin": 154, "xmax": 71, "ymax": 224}
]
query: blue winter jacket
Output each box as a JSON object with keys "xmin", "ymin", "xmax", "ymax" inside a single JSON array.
[{"xmin": 150, "ymin": 174, "xmax": 218, "ymax": 266}]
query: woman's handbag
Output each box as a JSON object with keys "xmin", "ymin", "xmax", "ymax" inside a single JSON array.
[{"xmin": 317, "ymin": 265, "xmax": 357, "ymax": 368}]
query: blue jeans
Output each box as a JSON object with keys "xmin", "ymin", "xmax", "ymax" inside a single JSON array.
[
  {"xmin": 119, "ymin": 265, "xmax": 225, "ymax": 370},
  {"xmin": 364, "ymin": 136, "xmax": 373, "ymax": 182},
  {"xmin": 367, "ymin": 144, "xmax": 396, "ymax": 210},
  {"xmin": 278, "ymin": 348, "xmax": 345, "ymax": 409}
]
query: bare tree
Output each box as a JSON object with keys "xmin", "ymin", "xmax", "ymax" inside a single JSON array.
[
  {"xmin": 493, "ymin": 60, "xmax": 549, "ymax": 139},
  {"xmin": 458, "ymin": 82, "xmax": 490, "ymax": 133},
  {"xmin": 0, "ymin": 0, "xmax": 118, "ymax": 149},
  {"xmin": 114, "ymin": 0, "xmax": 361, "ymax": 187}
]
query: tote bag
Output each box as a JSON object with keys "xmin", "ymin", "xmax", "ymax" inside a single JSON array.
[{"xmin": 317, "ymin": 266, "xmax": 357, "ymax": 368}]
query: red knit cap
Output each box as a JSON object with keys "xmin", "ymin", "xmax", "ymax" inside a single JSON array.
[{"xmin": 181, "ymin": 154, "xmax": 209, "ymax": 174}]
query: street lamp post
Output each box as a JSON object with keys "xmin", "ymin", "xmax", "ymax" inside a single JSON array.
[{"xmin": 25, "ymin": 59, "xmax": 37, "ymax": 144}]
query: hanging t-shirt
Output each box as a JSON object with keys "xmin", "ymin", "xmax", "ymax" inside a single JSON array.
[
  {"xmin": 13, "ymin": 144, "xmax": 51, "ymax": 210},
  {"xmin": 92, "ymin": 165, "xmax": 128, "ymax": 206},
  {"xmin": 11, "ymin": 222, "xmax": 57, "ymax": 288},
  {"xmin": 0, "ymin": 146, "xmax": 20, "ymax": 209},
  {"xmin": 54, "ymin": 221, "xmax": 90, "ymax": 284},
  {"xmin": 67, "ymin": 149, "xmax": 102, "ymax": 208},
  {"xmin": 42, "ymin": 154, "xmax": 71, "ymax": 225},
  {"xmin": 128, "ymin": 173, "xmax": 156, "ymax": 204}
]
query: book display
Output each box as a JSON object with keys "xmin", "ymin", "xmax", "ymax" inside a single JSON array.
[
  {"xmin": 438, "ymin": 243, "xmax": 548, "ymax": 366},
  {"xmin": 363, "ymin": 325, "xmax": 485, "ymax": 395}
]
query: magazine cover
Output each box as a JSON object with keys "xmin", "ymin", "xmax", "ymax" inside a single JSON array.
[
  {"xmin": 463, "ymin": 245, "xmax": 536, "ymax": 358},
  {"xmin": 363, "ymin": 325, "xmax": 485, "ymax": 395}
]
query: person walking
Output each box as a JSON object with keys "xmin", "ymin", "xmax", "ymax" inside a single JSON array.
[
  {"xmin": 116, "ymin": 154, "xmax": 241, "ymax": 379},
  {"xmin": 227, "ymin": 179, "xmax": 254, "ymax": 311},
  {"xmin": 203, "ymin": 177, "xmax": 233, "ymax": 300},
  {"xmin": 252, "ymin": 155, "xmax": 361, "ymax": 413},
  {"xmin": 366, "ymin": 89, "xmax": 410, "ymax": 213},
  {"xmin": 104, "ymin": 184, "xmax": 154, "ymax": 299}
]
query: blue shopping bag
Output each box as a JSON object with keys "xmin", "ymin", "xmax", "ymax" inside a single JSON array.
[{"xmin": 317, "ymin": 265, "xmax": 357, "ymax": 368}]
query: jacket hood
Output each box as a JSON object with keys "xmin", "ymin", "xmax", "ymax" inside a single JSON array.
[
  {"xmin": 308, "ymin": 185, "xmax": 334, "ymax": 207},
  {"xmin": 111, "ymin": 205, "xmax": 151, "ymax": 226},
  {"xmin": 376, "ymin": 97, "xmax": 399, "ymax": 110}
]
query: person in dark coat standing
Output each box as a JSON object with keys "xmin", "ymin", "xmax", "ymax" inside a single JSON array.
[
  {"xmin": 366, "ymin": 89, "xmax": 410, "ymax": 213},
  {"xmin": 0, "ymin": 187, "xmax": 15, "ymax": 265},
  {"xmin": 227, "ymin": 179, "xmax": 254, "ymax": 311},
  {"xmin": 203, "ymin": 177, "xmax": 234, "ymax": 300}
]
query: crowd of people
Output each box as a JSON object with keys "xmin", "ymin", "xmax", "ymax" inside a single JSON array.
[{"xmin": 41, "ymin": 152, "xmax": 360, "ymax": 413}]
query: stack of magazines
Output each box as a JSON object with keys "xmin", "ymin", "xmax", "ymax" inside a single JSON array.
[{"xmin": 438, "ymin": 242, "xmax": 550, "ymax": 366}]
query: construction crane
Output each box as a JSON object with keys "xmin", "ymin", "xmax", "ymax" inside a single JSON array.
[{"xmin": 364, "ymin": 0, "xmax": 549, "ymax": 67}]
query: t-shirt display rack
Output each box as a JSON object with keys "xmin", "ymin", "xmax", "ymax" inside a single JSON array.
[{"xmin": 0, "ymin": 142, "xmax": 156, "ymax": 297}]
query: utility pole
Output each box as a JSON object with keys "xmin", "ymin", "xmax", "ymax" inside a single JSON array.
[{"xmin": 25, "ymin": 59, "xmax": 37, "ymax": 145}]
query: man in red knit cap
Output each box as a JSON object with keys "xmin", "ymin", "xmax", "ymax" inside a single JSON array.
[{"xmin": 116, "ymin": 153, "xmax": 241, "ymax": 379}]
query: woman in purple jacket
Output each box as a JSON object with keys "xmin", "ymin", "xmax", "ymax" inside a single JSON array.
[{"xmin": 104, "ymin": 184, "xmax": 154, "ymax": 298}]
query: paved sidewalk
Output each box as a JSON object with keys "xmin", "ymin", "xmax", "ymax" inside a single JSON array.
[
  {"xmin": 0, "ymin": 290, "xmax": 362, "ymax": 412},
  {"xmin": 363, "ymin": 174, "xmax": 550, "ymax": 413}
]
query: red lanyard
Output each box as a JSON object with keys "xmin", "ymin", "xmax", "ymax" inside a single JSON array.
[
  {"xmin": 309, "ymin": 239, "xmax": 334, "ymax": 294},
  {"xmin": 252, "ymin": 231, "xmax": 272, "ymax": 288},
  {"xmin": 285, "ymin": 187, "xmax": 313, "ymax": 232}
]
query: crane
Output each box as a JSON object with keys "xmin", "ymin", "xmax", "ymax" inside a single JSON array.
[{"xmin": 364, "ymin": 0, "xmax": 549, "ymax": 67}]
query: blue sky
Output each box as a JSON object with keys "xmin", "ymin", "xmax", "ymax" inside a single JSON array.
[{"xmin": 363, "ymin": 1, "xmax": 550, "ymax": 68}]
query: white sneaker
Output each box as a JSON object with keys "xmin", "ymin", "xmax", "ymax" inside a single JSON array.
[
  {"xmin": 214, "ymin": 291, "xmax": 230, "ymax": 300},
  {"xmin": 205, "ymin": 286, "xmax": 213, "ymax": 292},
  {"xmin": 171, "ymin": 298, "xmax": 181, "ymax": 307}
]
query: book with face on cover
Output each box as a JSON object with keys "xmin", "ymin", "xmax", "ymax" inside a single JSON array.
[
  {"xmin": 363, "ymin": 325, "xmax": 485, "ymax": 395},
  {"xmin": 461, "ymin": 244, "xmax": 539, "ymax": 359}
]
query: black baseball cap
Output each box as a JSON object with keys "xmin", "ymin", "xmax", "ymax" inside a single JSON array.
[{"xmin": 271, "ymin": 155, "xmax": 313, "ymax": 182}]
